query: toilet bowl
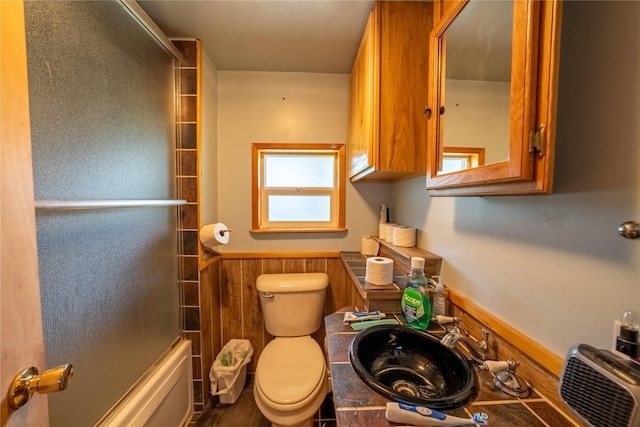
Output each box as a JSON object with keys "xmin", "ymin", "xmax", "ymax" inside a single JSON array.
[
  {"xmin": 253, "ymin": 336, "xmax": 328, "ymax": 427},
  {"xmin": 253, "ymin": 273, "xmax": 330, "ymax": 427}
]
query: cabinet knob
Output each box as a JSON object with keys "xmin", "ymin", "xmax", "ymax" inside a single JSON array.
[
  {"xmin": 422, "ymin": 106, "xmax": 432, "ymax": 118},
  {"xmin": 618, "ymin": 221, "xmax": 640, "ymax": 239}
]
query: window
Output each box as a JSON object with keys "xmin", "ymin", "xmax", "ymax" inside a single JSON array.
[
  {"xmin": 252, "ymin": 143, "xmax": 346, "ymax": 233},
  {"xmin": 440, "ymin": 146, "xmax": 486, "ymax": 174}
]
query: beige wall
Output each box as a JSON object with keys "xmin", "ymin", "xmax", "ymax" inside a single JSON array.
[
  {"xmin": 393, "ymin": 1, "xmax": 640, "ymax": 359},
  {"xmin": 215, "ymin": 71, "xmax": 392, "ymax": 252}
]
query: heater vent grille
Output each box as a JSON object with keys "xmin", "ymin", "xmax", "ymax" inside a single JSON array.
[{"xmin": 561, "ymin": 356, "xmax": 634, "ymax": 427}]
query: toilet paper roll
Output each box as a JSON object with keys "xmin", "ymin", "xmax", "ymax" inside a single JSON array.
[
  {"xmin": 199, "ymin": 222, "xmax": 231, "ymax": 247},
  {"xmin": 361, "ymin": 237, "xmax": 380, "ymax": 256},
  {"xmin": 384, "ymin": 223, "xmax": 397, "ymax": 242},
  {"xmin": 378, "ymin": 223, "xmax": 387, "ymax": 240},
  {"xmin": 392, "ymin": 225, "xmax": 416, "ymax": 247},
  {"xmin": 365, "ymin": 257, "xmax": 394, "ymax": 286}
]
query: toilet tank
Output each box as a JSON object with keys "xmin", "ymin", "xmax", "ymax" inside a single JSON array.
[{"xmin": 256, "ymin": 272, "xmax": 329, "ymax": 337}]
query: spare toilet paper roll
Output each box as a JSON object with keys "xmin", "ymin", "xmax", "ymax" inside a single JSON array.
[
  {"xmin": 199, "ymin": 223, "xmax": 231, "ymax": 247},
  {"xmin": 378, "ymin": 223, "xmax": 387, "ymax": 241},
  {"xmin": 384, "ymin": 223, "xmax": 398, "ymax": 242},
  {"xmin": 365, "ymin": 257, "xmax": 394, "ymax": 286},
  {"xmin": 392, "ymin": 225, "xmax": 416, "ymax": 247},
  {"xmin": 361, "ymin": 237, "xmax": 380, "ymax": 256}
]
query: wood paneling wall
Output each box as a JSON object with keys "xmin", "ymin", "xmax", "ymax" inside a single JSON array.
[
  {"xmin": 213, "ymin": 256, "xmax": 359, "ymax": 372},
  {"xmin": 198, "ymin": 255, "xmax": 361, "ymax": 405},
  {"xmin": 198, "ymin": 259, "xmax": 220, "ymax": 407}
]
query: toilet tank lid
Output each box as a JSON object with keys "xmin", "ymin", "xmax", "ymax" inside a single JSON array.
[{"xmin": 256, "ymin": 272, "xmax": 329, "ymax": 292}]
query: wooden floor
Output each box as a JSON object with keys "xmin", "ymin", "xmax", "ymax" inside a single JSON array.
[{"xmin": 194, "ymin": 376, "xmax": 337, "ymax": 427}]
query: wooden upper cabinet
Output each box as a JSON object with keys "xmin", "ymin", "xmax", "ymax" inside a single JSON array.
[{"xmin": 348, "ymin": 1, "xmax": 434, "ymax": 182}]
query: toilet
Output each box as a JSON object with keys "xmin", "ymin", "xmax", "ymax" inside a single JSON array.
[{"xmin": 253, "ymin": 272, "xmax": 330, "ymax": 427}]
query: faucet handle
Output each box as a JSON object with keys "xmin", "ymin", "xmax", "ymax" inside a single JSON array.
[
  {"xmin": 485, "ymin": 359, "xmax": 530, "ymax": 398},
  {"xmin": 479, "ymin": 360, "xmax": 510, "ymax": 374},
  {"xmin": 433, "ymin": 315, "xmax": 460, "ymax": 325},
  {"xmin": 442, "ymin": 316, "xmax": 467, "ymax": 335}
]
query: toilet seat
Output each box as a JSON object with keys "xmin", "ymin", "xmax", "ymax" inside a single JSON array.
[{"xmin": 255, "ymin": 336, "xmax": 326, "ymax": 411}]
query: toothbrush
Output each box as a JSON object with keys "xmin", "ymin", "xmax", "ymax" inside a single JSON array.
[
  {"xmin": 343, "ymin": 310, "xmax": 386, "ymax": 325},
  {"xmin": 385, "ymin": 402, "xmax": 489, "ymax": 426}
]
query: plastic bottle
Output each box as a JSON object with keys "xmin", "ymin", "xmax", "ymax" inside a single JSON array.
[
  {"xmin": 431, "ymin": 276, "xmax": 448, "ymax": 317},
  {"xmin": 401, "ymin": 257, "xmax": 432, "ymax": 330}
]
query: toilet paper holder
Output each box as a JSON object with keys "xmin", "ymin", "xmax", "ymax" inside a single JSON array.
[{"xmin": 219, "ymin": 228, "xmax": 234, "ymax": 236}]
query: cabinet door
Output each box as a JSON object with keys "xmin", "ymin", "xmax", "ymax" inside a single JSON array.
[
  {"xmin": 378, "ymin": 1, "xmax": 431, "ymax": 175},
  {"xmin": 348, "ymin": 8, "xmax": 378, "ymax": 179},
  {"xmin": 348, "ymin": 2, "xmax": 432, "ymax": 182},
  {"xmin": 426, "ymin": 0, "xmax": 561, "ymax": 195}
]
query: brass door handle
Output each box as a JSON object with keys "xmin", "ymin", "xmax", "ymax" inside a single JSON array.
[{"xmin": 8, "ymin": 364, "xmax": 74, "ymax": 409}]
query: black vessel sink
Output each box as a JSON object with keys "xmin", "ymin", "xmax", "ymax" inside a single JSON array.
[{"xmin": 349, "ymin": 325, "xmax": 477, "ymax": 411}]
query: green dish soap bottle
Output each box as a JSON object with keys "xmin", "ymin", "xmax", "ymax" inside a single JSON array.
[{"xmin": 401, "ymin": 257, "xmax": 432, "ymax": 330}]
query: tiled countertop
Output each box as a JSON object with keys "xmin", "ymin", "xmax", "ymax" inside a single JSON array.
[{"xmin": 324, "ymin": 309, "xmax": 579, "ymax": 427}]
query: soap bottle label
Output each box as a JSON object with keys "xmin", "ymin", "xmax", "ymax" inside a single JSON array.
[{"xmin": 402, "ymin": 288, "xmax": 425, "ymax": 321}]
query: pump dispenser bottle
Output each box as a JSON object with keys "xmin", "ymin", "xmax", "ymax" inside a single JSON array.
[
  {"xmin": 401, "ymin": 257, "xmax": 431, "ymax": 330},
  {"xmin": 432, "ymin": 276, "xmax": 448, "ymax": 317}
]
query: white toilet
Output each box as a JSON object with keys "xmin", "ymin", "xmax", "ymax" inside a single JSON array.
[{"xmin": 253, "ymin": 272, "xmax": 330, "ymax": 427}]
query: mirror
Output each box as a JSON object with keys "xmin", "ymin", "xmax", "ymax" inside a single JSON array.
[
  {"xmin": 426, "ymin": 0, "xmax": 561, "ymax": 196},
  {"xmin": 440, "ymin": 1, "xmax": 513, "ymax": 173},
  {"xmin": 442, "ymin": 146, "xmax": 485, "ymax": 173}
]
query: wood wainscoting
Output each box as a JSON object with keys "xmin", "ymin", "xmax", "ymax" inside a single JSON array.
[{"xmin": 196, "ymin": 253, "xmax": 363, "ymax": 409}]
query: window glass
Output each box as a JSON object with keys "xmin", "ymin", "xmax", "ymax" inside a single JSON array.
[
  {"xmin": 442, "ymin": 157, "xmax": 469, "ymax": 173},
  {"xmin": 265, "ymin": 155, "xmax": 334, "ymax": 188},
  {"xmin": 268, "ymin": 195, "xmax": 331, "ymax": 222}
]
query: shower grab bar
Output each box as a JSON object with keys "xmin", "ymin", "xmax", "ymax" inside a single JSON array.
[{"xmin": 35, "ymin": 199, "xmax": 187, "ymax": 210}]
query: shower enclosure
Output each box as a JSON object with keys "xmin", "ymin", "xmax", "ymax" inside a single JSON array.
[{"xmin": 23, "ymin": 1, "xmax": 185, "ymax": 425}]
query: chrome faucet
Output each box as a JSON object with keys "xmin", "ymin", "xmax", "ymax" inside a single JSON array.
[{"xmin": 440, "ymin": 328, "xmax": 497, "ymax": 362}]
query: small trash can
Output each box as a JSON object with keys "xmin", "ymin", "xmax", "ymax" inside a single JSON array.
[{"xmin": 210, "ymin": 339, "xmax": 254, "ymax": 404}]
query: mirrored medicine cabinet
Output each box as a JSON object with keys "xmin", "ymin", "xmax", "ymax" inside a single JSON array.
[{"xmin": 426, "ymin": 0, "xmax": 562, "ymax": 196}]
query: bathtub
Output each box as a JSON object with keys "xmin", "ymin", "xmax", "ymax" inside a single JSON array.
[{"xmin": 95, "ymin": 339, "xmax": 194, "ymax": 427}]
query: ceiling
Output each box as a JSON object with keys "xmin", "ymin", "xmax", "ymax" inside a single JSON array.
[{"xmin": 137, "ymin": 0, "xmax": 375, "ymax": 74}]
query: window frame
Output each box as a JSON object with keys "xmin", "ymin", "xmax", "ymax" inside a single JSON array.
[{"xmin": 251, "ymin": 143, "xmax": 346, "ymax": 233}]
